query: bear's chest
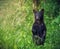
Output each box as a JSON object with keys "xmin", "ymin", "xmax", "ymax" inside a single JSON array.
[{"xmin": 35, "ymin": 24, "xmax": 44, "ymax": 33}]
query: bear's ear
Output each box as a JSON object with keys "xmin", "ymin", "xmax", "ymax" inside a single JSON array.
[
  {"xmin": 39, "ymin": 9, "xmax": 44, "ymax": 13},
  {"xmin": 33, "ymin": 9, "xmax": 37, "ymax": 14},
  {"xmin": 39, "ymin": 9, "xmax": 44, "ymax": 15},
  {"xmin": 41, "ymin": 9, "xmax": 44, "ymax": 11},
  {"xmin": 41, "ymin": 9, "xmax": 44, "ymax": 14}
]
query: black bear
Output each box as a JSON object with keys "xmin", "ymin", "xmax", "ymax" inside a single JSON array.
[{"xmin": 32, "ymin": 9, "xmax": 47, "ymax": 45}]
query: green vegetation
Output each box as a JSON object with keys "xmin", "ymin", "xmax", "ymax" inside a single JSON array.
[{"xmin": 0, "ymin": 0, "xmax": 60, "ymax": 49}]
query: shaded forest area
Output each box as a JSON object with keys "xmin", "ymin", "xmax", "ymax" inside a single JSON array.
[{"xmin": 0, "ymin": 0, "xmax": 60, "ymax": 49}]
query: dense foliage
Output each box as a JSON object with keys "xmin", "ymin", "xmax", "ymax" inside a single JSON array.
[{"xmin": 0, "ymin": 0, "xmax": 60, "ymax": 49}]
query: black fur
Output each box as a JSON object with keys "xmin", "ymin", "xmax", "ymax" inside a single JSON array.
[{"xmin": 32, "ymin": 9, "xmax": 46, "ymax": 45}]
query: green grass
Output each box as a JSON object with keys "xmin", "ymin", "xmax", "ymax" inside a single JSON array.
[{"xmin": 0, "ymin": 0, "xmax": 60, "ymax": 49}]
